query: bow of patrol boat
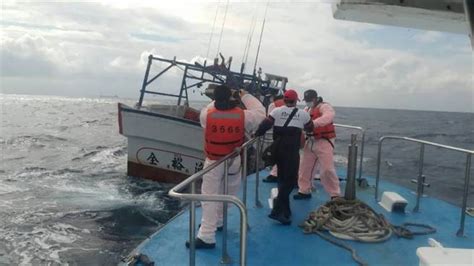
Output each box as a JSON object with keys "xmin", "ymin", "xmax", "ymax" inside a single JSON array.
[{"xmin": 122, "ymin": 167, "xmax": 474, "ymax": 266}]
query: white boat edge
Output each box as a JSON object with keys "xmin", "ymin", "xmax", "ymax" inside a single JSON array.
[{"xmin": 118, "ymin": 103, "xmax": 205, "ymax": 183}]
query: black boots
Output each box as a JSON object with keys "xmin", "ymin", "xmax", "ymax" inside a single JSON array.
[
  {"xmin": 185, "ymin": 238, "xmax": 215, "ymax": 249},
  {"xmin": 263, "ymin": 174, "xmax": 278, "ymax": 183},
  {"xmin": 293, "ymin": 192, "xmax": 312, "ymax": 200},
  {"xmin": 268, "ymin": 211, "xmax": 291, "ymax": 225},
  {"xmin": 269, "ymin": 198, "xmax": 291, "ymax": 225}
]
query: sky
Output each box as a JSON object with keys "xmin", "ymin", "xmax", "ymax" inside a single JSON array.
[{"xmin": 1, "ymin": 0, "xmax": 473, "ymax": 112}]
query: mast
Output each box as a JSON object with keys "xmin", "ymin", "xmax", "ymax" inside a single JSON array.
[{"xmin": 253, "ymin": 2, "xmax": 269, "ymax": 74}]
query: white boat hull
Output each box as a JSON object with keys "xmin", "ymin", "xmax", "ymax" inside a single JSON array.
[{"xmin": 118, "ymin": 103, "xmax": 205, "ymax": 183}]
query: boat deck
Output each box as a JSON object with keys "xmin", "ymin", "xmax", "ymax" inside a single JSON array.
[{"xmin": 131, "ymin": 169, "xmax": 473, "ymax": 266}]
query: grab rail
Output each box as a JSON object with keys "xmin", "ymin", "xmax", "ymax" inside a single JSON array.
[
  {"xmin": 169, "ymin": 137, "xmax": 261, "ymax": 266},
  {"xmin": 263, "ymin": 123, "xmax": 366, "ymax": 184},
  {"xmin": 334, "ymin": 124, "xmax": 366, "ymax": 183},
  {"xmin": 374, "ymin": 135, "xmax": 473, "ymax": 237}
]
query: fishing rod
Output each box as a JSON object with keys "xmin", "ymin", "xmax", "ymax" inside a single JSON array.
[{"xmin": 253, "ymin": 1, "xmax": 269, "ymax": 75}]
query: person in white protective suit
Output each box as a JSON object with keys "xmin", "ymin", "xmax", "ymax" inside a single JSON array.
[
  {"xmin": 185, "ymin": 84, "xmax": 265, "ymax": 249},
  {"xmin": 294, "ymin": 90, "xmax": 341, "ymax": 200}
]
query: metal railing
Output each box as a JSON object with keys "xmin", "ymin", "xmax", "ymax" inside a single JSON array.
[
  {"xmin": 169, "ymin": 137, "xmax": 261, "ymax": 266},
  {"xmin": 334, "ymin": 124, "xmax": 366, "ymax": 183},
  {"xmin": 374, "ymin": 135, "xmax": 474, "ymax": 237},
  {"xmin": 263, "ymin": 123, "xmax": 366, "ymax": 183}
]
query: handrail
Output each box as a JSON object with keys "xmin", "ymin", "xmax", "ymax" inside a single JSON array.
[
  {"xmin": 262, "ymin": 123, "xmax": 366, "ymax": 184},
  {"xmin": 334, "ymin": 124, "xmax": 366, "ymax": 183},
  {"xmin": 375, "ymin": 135, "xmax": 473, "ymax": 237},
  {"xmin": 169, "ymin": 137, "xmax": 260, "ymax": 266}
]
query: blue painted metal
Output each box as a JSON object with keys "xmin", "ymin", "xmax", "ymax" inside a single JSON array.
[{"xmin": 129, "ymin": 169, "xmax": 473, "ymax": 266}]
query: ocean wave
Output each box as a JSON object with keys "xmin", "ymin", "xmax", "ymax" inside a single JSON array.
[
  {"xmin": 0, "ymin": 220, "xmax": 87, "ymax": 265},
  {"xmin": 10, "ymin": 167, "xmax": 84, "ymax": 183},
  {"xmin": 334, "ymin": 154, "xmax": 348, "ymax": 165},
  {"xmin": 72, "ymin": 146, "xmax": 125, "ymax": 162},
  {"xmin": 0, "ymin": 183, "xmax": 30, "ymax": 195},
  {"xmin": 72, "ymin": 150, "xmax": 100, "ymax": 161},
  {"xmin": 53, "ymin": 168, "xmax": 84, "ymax": 175},
  {"xmin": 89, "ymin": 146, "xmax": 127, "ymax": 164},
  {"xmin": 5, "ymin": 134, "xmax": 67, "ymax": 148},
  {"xmin": 413, "ymin": 133, "xmax": 450, "ymax": 139}
]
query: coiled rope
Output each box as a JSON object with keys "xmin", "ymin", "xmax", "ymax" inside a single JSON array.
[{"xmin": 300, "ymin": 198, "xmax": 436, "ymax": 266}]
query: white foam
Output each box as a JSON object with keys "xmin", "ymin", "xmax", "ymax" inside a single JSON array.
[{"xmin": 0, "ymin": 183, "xmax": 29, "ymax": 195}]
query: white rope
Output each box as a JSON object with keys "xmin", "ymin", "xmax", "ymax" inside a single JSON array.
[
  {"xmin": 302, "ymin": 199, "xmax": 393, "ymax": 243},
  {"xmin": 301, "ymin": 198, "xmax": 436, "ymax": 266}
]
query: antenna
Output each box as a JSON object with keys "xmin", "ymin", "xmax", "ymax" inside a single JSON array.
[
  {"xmin": 206, "ymin": 1, "xmax": 220, "ymax": 60},
  {"xmin": 216, "ymin": 0, "xmax": 230, "ymax": 59},
  {"xmin": 253, "ymin": 1, "xmax": 269, "ymax": 74},
  {"xmin": 241, "ymin": 2, "xmax": 259, "ymax": 72}
]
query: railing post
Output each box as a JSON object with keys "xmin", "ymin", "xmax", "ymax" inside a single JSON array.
[
  {"xmin": 358, "ymin": 131, "xmax": 366, "ymax": 184},
  {"xmin": 189, "ymin": 181, "xmax": 196, "ymax": 266},
  {"xmin": 413, "ymin": 144, "xmax": 425, "ymax": 212},
  {"xmin": 457, "ymin": 153, "xmax": 472, "ymax": 237},
  {"xmin": 242, "ymin": 146, "xmax": 248, "ymax": 207},
  {"xmin": 345, "ymin": 134, "xmax": 358, "ymax": 200},
  {"xmin": 238, "ymin": 201, "xmax": 248, "ymax": 266},
  {"xmin": 255, "ymin": 137, "xmax": 263, "ymax": 208},
  {"xmin": 221, "ymin": 159, "xmax": 232, "ymax": 264},
  {"xmin": 375, "ymin": 138, "xmax": 383, "ymax": 201},
  {"xmin": 177, "ymin": 66, "xmax": 188, "ymax": 106},
  {"xmin": 138, "ymin": 55, "xmax": 153, "ymax": 108}
]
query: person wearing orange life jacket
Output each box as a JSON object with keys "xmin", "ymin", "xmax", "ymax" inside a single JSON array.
[
  {"xmin": 263, "ymin": 92, "xmax": 285, "ymax": 183},
  {"xmin": 185, "ymin": 84, "xmax": 265, "ymax": 249},
  {"xmin": 294, "ymin": 89, "xmax": 341, "ymax": 200}
]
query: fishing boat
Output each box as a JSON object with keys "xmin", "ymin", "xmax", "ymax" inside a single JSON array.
[
  {"xmin": 120, "ymin": 1, "xmax": 473, "ymax": 265},
  {"xmin": 118, "ymin": 55, "xmax": 287, "ymax": 183}
]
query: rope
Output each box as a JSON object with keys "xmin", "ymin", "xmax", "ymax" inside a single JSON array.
[
  {"xmin": 216, "ymin": 0, "xmax": 230, "ymax": 59},
  {"xmin": 300, "ymin": 198, "xmax": 436, "ymax": 265},
  {"xmin": 313, "ymin": 231, "xmax": 368, "ymax": 266},
  {"xmin": 206, "ymin": 2, "xmax": 220, "ymax": 60}
]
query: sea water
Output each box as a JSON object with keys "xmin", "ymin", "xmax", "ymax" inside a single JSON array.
[{"xmin": 0, "ymin": 94, "xmax": 472, "ymax": 265}]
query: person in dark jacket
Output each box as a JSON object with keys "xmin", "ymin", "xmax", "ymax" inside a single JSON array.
[{"xmin": 255, "ymin": 89, "xmax": 313, "ymax": 225}]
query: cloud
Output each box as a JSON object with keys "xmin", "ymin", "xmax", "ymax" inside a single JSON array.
[
  {"xmin": 0, "ymin": 1, "xmax": 472, "ymax": 112},
  {"xmin": 413, "ymin": 31, "xmax": 444, "ymax": 43},
  {"xmin": 1, "ymin": 34, "xmax": 60, "ymax": 77}
]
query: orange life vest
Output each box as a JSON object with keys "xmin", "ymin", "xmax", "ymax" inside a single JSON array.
[
  {"xmin": 309, "ymin": 103, "xmax": 336, "ymax": 139},
  {"xmin": 274, "ymin": 99, "xmax": 285, "ymax": 107},
  {"xmin": 205, "ymin": 107, "xmax": 245, "ymax": 160}
]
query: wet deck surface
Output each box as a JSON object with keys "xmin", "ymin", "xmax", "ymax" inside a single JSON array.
[{"xmin": 132, "ymin": 170, "xmax": 474, "ymax": 266}]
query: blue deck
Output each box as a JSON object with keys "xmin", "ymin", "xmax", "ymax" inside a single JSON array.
[{"xmin": 131, "ymin": 170, "xmax": 473, "ymax": 266}]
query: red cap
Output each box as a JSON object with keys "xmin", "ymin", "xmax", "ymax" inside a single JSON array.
[{"xmin": 284, "ymin": 89, "xmax": 299, "ymax": 101}]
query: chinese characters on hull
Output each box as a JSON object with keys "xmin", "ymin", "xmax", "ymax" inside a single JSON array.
[{"xmin": 147, "ymin": 152, "xmax": 159, "ymax": 165}]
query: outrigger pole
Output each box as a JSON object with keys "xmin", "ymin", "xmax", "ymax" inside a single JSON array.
[
  {"xmin": 464, "ymin": 0, "xmax": 474, "ymax": 49},
  {"xmin": 253, "ymin": 1, "xmax": 269, "ymax": 74},
  {"xmin": 137, "ymin": 55, "xmax": 275, "ymax": 108}
]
